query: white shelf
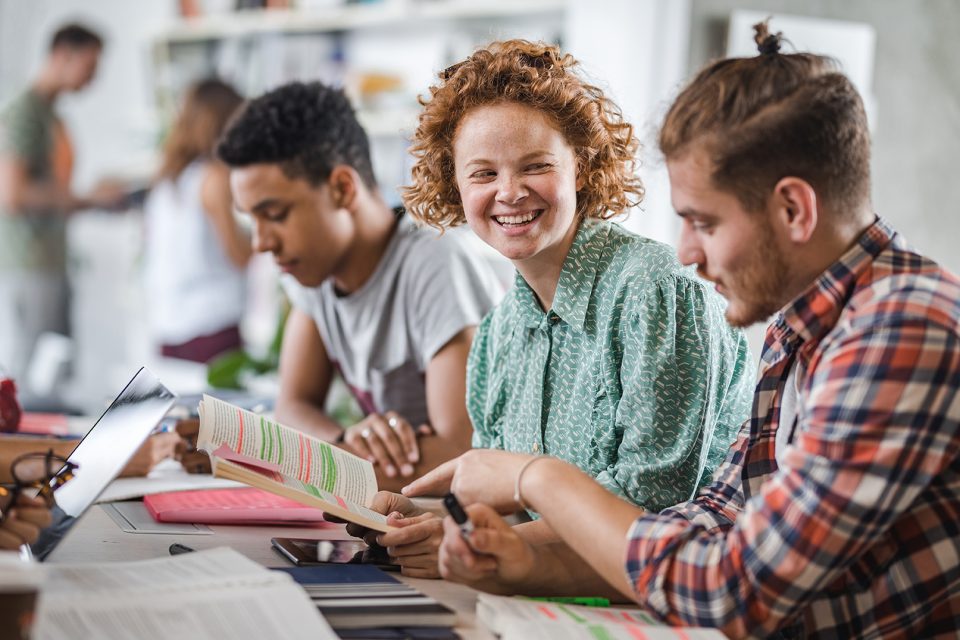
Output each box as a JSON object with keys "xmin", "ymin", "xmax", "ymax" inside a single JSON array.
[
  {"xmin": 157, "ymin": 0, "xmax": 567, "ymax": 43},
  {"xmin": 356, "ymin": 107, "xmax": 421, "ymax": 138}
]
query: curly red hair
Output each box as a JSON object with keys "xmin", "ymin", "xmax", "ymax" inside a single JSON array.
[{"xmin": 403, "ymin": 39, "xmax": 644, "ymax": 229}]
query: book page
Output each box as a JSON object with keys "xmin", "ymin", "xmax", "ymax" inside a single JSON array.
[
  {"xmin": 43, "ymin": 547, "xmax": 276, "ymax": 594},
  {"xmin": 213, "ymin": 458, "xmax": 392, "ymax": 532},
  {"xmin": 35, "ymin": 548, "xmax": 337, "ymax": 640},
  {"xmin": 36, "ymin": 581, "xmax": 335, "ymax": 640},
  {"xmin": 477, "ymin": 594, "xmax": 726, "ymax": 640},
  {"xmin": 498, "ymin": 620, "xmax": 727, "ymax": 640},
  {"xmin": 198, "ymin": 395, "xmax": 377, "ymax": 506}
]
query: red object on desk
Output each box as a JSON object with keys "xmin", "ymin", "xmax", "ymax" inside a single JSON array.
[
  {"xmin": 18, "ymin": 412, "xmax": 70, "ymax": 436},
  {"xmin": 144, "ymin": 488, "xmax": 335, "ymax": 526},
  {"xmin": 0, "ymin": 378, "xmax": 22, "ymax": 432}
]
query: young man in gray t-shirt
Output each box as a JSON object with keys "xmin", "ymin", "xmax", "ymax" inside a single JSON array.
[{"xmin": 218, "ymin": 81, "xmax": 501, "ymax": 492}]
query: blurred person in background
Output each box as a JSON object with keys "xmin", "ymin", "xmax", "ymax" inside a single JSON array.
[
  {"xmin": 0, "ymin": 431, "xmax": 179, "ymax": 549},
  {"xmin": 143, "ymin": 78, "xmax": 251, "ymax": 363},
  {"xmin": 0, "ymin": 22, "xmax": 125, "ymax": 383}
]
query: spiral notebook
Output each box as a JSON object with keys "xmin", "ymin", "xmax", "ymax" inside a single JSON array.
[{"xmin": 144, "ymin": 487, "xmax": 334, "ymax": 526}]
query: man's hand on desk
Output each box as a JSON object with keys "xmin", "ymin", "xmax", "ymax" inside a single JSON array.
[
  {"xmin": 341, "ymin": 413, "xmax": 433, "ymax": 479},
  {"xmin": 0, "ymin": 494, "xmax": 52, "ymax": 550},
  {"xmin": 438, "ymin": 502, "xmax": 537, "ymax": 592},
  {"xmin": 337, "ymin": 491, "xmax": 445, "ymax": 579},
  {"xmin": 118, "ymin": 432, "xmax": 181, "ymax": 478}
]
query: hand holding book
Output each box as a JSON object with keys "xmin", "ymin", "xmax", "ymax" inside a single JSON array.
[{"xmin": 196, "ymin": 395, "xmax": 394, "ymax": 532}]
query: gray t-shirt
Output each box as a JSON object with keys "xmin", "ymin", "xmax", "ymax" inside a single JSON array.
[{"xmin": 282, "ymin": 214, "xmax": 502, "ymax": 426}]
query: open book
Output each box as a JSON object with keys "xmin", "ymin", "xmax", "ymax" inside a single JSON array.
[
  {"xmin": 197, "ymin": 395, "xmax": 392, "ymax": 532},
  {"xmin": 477, "ymin": 594, "xmax": 727, "ymax": 639},
  {"xmin": 35, "ymin": 547, "xmax": 336, "ymax": 640}
]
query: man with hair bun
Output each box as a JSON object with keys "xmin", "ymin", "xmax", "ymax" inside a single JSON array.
[
  {"xmin": 423, "ymin": 24, "xmax": 960, "ymax": 639},
  {"xmin": 217, "ymin": 81, "xmax": 501, "ymax": 498}
]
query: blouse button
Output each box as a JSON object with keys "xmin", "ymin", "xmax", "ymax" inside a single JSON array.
[{"xmin": 532, "ymin": 441, "xmax": 540, "ymax": 453}]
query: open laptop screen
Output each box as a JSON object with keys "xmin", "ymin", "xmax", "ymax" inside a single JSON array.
[{"xmin": 30, "ymin": 367, "xmax": 175, "ymax": 560}]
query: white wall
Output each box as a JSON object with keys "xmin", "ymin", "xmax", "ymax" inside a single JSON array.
[{"xmin": 566, "ymin": 0, "xmax": 690, "ymax": 246}]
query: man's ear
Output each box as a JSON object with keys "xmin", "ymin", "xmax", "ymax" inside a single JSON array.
[
  {"xmin": 770, "ymin": 176, "xmax": 818, "ymax": 244},
  {"xmin": 328, "ymin": 165, "xmax": 359, "ymax": 209}
]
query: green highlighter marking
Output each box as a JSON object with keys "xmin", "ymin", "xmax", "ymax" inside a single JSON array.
[
  {"xmin": 586, "ymin": 625, "xmax": 614, "ymax": 640},
  {"xmin": 557, "ymin": 604, "xmax": 588, "ymax": 624},
  {"xmin": 274, "ymin": 421, "xmax": 283, "ymax": 464},
  {"xmin": 320, "ymin": 443, "xmax": 337, "ymax": 492},
  {"xmin": 258, "ymin": 418, "xmax": 267, "ymax": 460}
]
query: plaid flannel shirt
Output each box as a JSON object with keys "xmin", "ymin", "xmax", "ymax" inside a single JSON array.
[{"xmin": 625, "ymin": 218, "xmax": 960, "ymax": 639}]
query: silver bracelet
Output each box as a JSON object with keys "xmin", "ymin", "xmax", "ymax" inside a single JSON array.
[{"xmin": 514, "ymin": 455, "xmax": 548, "ymax": 511}]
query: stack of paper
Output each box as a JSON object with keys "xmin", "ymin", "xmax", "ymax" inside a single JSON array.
[
  {"xmin": 35, "ymin": 547, "xmax": 336, "ymax": 640},
  {"xmin": 276, "ymin": 564, "xmax": 457, "ymax": 630}
]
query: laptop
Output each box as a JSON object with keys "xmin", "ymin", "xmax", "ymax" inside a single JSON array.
[{"xmin": 26, "ymin": 367, "xmax": 176, "ymax": 560}]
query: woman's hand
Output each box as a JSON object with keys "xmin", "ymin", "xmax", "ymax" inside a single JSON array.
[
  {"xmin": 403, "ymin": 449, "xmax": 538, "ymax": 512},
  {"xmin": 343, "ymin": 413, "xmax": 432, "ymax": 479}
]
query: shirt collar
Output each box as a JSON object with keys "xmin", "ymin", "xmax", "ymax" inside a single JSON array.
[
  {"xmin": 509, "ymin": 218, "xmax": 608, "ymax": 331},
  {"xmin": 774, "ymin": 216, "xmax": 895, "ymax": 347}
]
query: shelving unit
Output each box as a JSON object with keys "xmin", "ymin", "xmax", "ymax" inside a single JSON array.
[
  {"xmin": 156, "ymin": 0, "xmax": 566, "ymax": 43},
  {"xmin": 151, "ymin": 0, "xmax": 568, "ymax": 205}
]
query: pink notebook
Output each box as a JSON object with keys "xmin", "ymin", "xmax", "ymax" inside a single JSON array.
[{"xmin": 144, "ymin": 488, "xmax": 334, "ymax": 526}]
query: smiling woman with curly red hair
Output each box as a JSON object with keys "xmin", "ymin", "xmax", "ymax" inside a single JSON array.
[
  {"xmin": 404, "ymin": 40, "xmax": 643, "ymax": 228},
  {"xmin": 350, "ymin": 40, "xmax": 753, "ymax": 580}
]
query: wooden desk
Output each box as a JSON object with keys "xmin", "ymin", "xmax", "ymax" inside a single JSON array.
[{"xmin": 47, "ymin": 504, "xmax": 491, "ymax": 639}]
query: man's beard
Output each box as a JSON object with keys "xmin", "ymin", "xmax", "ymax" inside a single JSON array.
[{"xmin": 721, "ymin": 223, "xmax": 790, "ymax": 328}]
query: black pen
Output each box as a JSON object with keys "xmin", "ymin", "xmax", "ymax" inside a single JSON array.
[
  {"xmin": 442, "ymin": 492, "xmax": 474, "ymax": 540},
  {"xmin": 168, "ymin": 543, "xmax": 195, "ymax": 555}
]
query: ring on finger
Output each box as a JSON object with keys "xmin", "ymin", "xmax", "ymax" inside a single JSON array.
[
  {"xmin": 361, "ymin": 428, "xmax": 372, "ymax": 439},
  {"xmin": 387, "ymin": 417, "xmax": 399, "ymax": 430}
]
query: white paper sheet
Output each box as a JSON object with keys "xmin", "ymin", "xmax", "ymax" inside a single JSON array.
[
  {"xmin": 36, "ymin": 547, "xmax": 336, "ymax": 640},
  {"xmin": 96, "ymin": 458, "xmax": 243, "ymax": 504}
]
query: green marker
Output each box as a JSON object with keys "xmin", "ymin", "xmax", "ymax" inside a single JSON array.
[{"xmin": 525, "ymin": 596, "xmax": 610, "ymax": 607}]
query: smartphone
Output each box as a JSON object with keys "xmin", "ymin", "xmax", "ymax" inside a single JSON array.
[{"xmin": 271, "ymin": 537, "xmax": 400, "ymax": 571}]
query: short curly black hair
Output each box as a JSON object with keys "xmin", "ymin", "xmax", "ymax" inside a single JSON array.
[{"xmin": 217, "ymin": 81, "xmax": 376, "ymax": 189}]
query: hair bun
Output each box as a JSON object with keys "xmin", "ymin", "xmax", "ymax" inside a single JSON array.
[{"xmin": 752, "ymin": 20, "xmax": 783, "ymax": 55}]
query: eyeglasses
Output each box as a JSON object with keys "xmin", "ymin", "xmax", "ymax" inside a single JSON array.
[{"xmin": 0, "ymin": 449, "xmax": 78, "ymax": 524}]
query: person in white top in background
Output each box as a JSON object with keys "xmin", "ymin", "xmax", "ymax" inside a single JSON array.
[{"xmin": 144, "ymin": 79, "xmax": 251, "ymax": 363}]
